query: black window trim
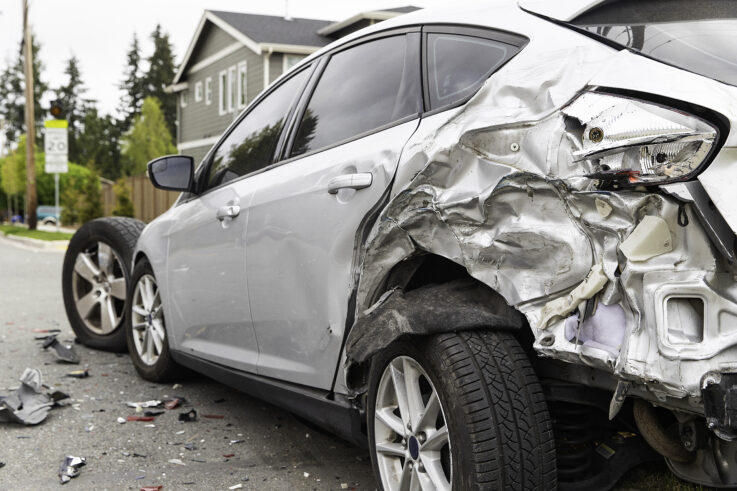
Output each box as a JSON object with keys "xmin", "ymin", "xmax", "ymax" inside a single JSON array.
[
  {"xmin": 420, "ymin": 24, "xmax": 529, "ymax": 117},
  {"xmin": 280, "ymin": 28, "xmax": 423, "ymax": 163}
]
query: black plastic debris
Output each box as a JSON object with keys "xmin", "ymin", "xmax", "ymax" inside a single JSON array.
[
  {"xmin": 0, "ymin": 368, "xmax": 64, "ymax": 425},
  {"xmin": 184, "ymin": 442, "xmax": 197, "ymax": 451},
  {"xmin": 66, "ymin": 369, "xmax": 89, "ymax": 379},
  {"xmin": 143, "ymin": 410, "xmax": 164, "ymax": 417},
  {"xmin": 58, "ymin": 455, "xmax": 86, "ymax": 484},
  {"xmin": 42, "ymin": 335, "xmax": 80, "ymax": 364},
  {"xmin": 0, "ymin": 461, "xmax": 5, "ymax": 469},
  {"xmin": 178, "ymin": 409, "xmax": 197, "ymax": 422}
]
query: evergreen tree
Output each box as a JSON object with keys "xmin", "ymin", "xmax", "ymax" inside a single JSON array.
[
  {"xmin": 77, "ymin": 107, "xmax": 122, "ymax": 180},
  {"xmin": 56, "ymin": 56, "xmax": 88, "ymax": 164},
  {"xmin": 112, "ymin": 178, "xmax": 134, "ymax": 217},
  {"xmin": 143, "ymin": 25, "xmax": 177, "ymax": 137},
  {"xmin": 118, "ymin": 34, "xmax": 145, "ymax": 132},
  {"xmin": 0, "ymin": 36, "xmax": 48, "ymax": 146},
  {"xmin": 121, "ymin": 97, "xmax": 176, "ymax": 175}
]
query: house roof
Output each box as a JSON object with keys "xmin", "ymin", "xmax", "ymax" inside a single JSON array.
[
  {"xmin": 208, "ymin": 10, "xmax": 334, "ymax": 48},
  {"xmin": 172, "ymin": 6, "xmax": 420, "ymax": 86}
]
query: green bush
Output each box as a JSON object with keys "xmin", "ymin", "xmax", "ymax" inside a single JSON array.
[{"xmin": 112, "ymin": 178, "xmax": 134, "ymax": 217}]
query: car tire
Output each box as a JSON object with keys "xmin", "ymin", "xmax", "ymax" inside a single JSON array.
[
  {"xmin": 126, "ymin": 257, "xmax": 180, "ymax": 382},
  {"xmin": 62, "ymin": 217, "xmax": 145, "ymax": 352},
  {"xmin": 367, "ymin": 330, "xmax": 556, "ymax": 490}
]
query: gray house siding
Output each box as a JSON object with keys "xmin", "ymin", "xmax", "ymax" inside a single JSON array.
[
  {"xmin": 191, "ymin": 23, "xmax": 238, "ymax": 61},
  {"xmin": 269, "ymin": 53, "xmax": 284, "ymax": 84}
]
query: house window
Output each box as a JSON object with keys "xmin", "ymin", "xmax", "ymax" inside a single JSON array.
[
  {"xmin": 194, "ymin": 81, "xmax": 203, "ymax": 102},
  {"xmin": 205, "ymin": 77, "xmax": 212, "ymax": 105},
  {"xmin": 284, "ymin": 54, "xmax": 305, "ymax": 72},
  {"xmin": 219, "ymin": 70, "xmax": 227, "ymax": 115},
  {"xmin": 180, "ymin": 90, "xmax": 187, "ymax": 108},
  {"xmin": 237, "ymin": 62, "xmax": 247, "ymax": 109},
  {"xmin": 228, "ymin": 65, "xmax": 237, "ymax": 113}
]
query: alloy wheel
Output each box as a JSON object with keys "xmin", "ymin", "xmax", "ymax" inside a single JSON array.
[
  {"xmin": 71, "ymin": 242, "xmax": 126, "ymax": 335},
  {"xmin": 374, "ymin": 355, "xmax": 452, "ymax": 491},
  {"xmin": 130, "ymin": 274, "xmax": 165, "ymax": 366}
]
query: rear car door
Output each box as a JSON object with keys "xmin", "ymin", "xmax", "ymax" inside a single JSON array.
[
  {"xmin": 164, "ymin": 68, "xmax": 312, "ymax": 372},
  {"xmin": 244, "ymin": 31, "xmax": 423, "ymax": 389}
]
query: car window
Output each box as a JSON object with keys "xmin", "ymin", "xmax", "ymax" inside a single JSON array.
[
  {"xmin": 290, "ymin": 35, "xmax": 420, "ymax": 158},
  {"xmin": 205, "ymin": 68, "xmax": 310, "ymax": 190},
  {"xmin": 426, "ymin": 33, "xmax": 516, "ymax": 109}
]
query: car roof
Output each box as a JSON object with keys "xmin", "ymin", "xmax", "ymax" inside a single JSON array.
[{"xmin": 517, "ymin": 0, "xmax": 605, "ymax": 21}]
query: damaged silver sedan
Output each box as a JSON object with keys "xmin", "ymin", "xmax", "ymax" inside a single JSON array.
[{"xmin": 61, "ymin": 0, "xmax": 737, "ymax": 488}]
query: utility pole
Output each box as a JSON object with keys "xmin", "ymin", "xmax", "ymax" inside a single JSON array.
[{"xmin": 22, "ymin": 0, "xmax": 37, "ymax": 230}]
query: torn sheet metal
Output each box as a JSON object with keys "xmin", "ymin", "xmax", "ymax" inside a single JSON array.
[
  {"xmin": 58, "ymin": 455, "xmax": 86, "ymax": 484},
  {"xmin": 0, "ymin": 368, "xmax": 68, "ymax": 425},
  {"xmin": 344, "ymin": 22, "xmax": 737, "ymax": 410},
  {"xmin": 42, "ymin": 334, "xmax": 80, "ymax": 364}
]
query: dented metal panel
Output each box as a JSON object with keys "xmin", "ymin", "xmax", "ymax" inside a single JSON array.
[{"xmin": 345, "ymin": 16, "xmax": 737, "ymax": 413}]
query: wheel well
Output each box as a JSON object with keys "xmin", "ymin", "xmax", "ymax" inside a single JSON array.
[{"xmin": 133, "ymin": 251, "xmax": 148, "ymax": 267}]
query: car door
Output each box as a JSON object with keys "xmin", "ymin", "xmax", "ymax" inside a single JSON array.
[
  {"xmin": 244, "ymin": 32, "xmax": 423, "ymax": 389},
  {"xmin": 164, "ymin": 67, "xmax": 312, "ymax": 372}
]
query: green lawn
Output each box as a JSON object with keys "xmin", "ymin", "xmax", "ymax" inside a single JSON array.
[
  {"xmin": 617, "ymin": 461, "xmax": 713, "ymax": 490},
  {"xmin": 0, "ymin": 224, "xmax": 73, "ymax": 241}
]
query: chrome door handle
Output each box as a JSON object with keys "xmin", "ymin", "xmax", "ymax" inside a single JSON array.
[
  {"xmin": 327, "ymin": 173, "xmax": 373, "ymax": 194},
  {"xmin": 216, "ymin": 205, "xmax": 240, "ymax": 220}
]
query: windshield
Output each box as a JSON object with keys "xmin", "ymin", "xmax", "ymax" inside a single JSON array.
[{"xmin": 570, "ymin": 0, "xmax": 737, "ymax": 87}]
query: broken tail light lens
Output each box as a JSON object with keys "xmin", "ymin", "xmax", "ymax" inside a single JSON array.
[{"xmin": 563, "ymin": 92, "xmax": 718, "ymax": 185}]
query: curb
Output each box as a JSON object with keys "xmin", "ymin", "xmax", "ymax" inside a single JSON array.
[{"xmin": 0, "ymin": 233, "xmax": 68, "ymax": 252}]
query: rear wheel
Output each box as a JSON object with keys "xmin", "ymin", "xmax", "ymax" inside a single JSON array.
[
  {"xmin": 367, "ymin": 330, "xmax": 556, "ymax": 490},
  {"xmin": 62, "ymin": 217, "xmax": 145, "ymax": 351}
]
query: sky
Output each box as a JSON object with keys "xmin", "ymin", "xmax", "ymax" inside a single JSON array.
[{"xmin": 0, "ymin": 0, "xmax": 446, "ymax": 117}]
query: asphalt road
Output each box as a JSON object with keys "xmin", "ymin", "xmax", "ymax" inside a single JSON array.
[{"xmin": 0, "ymin": 237, "xmax": 376, "ymax": 490}]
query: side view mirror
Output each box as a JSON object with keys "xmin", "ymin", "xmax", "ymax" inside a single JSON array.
[{"xmin": 147, "ymin": 155, "xmax": 194, "ymax": 192}]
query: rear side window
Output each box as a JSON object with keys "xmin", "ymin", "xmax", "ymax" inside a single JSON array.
[
  {"xmin": 290, "ymin": 35, "xmax": 421, "ymax": 158},
  {"xmin": 426, "ymin": 31, "xmax": 524, "ymax": 110},
  {"xmin": 205, "ymin": 68, "xmax": 310, "ymax": 190}
]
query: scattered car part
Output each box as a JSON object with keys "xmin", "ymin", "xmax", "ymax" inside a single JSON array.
[
  {"xmin": 126, "ymin": 401, "xmax": 162, "ymax": 409},
  {"xmin": 41, "ymin": 334, "xmax": 80, "ymax": 364},
  {"xmin": 633, "ymin": 400, "xmax": 694, "ymax": 463},
  {"xmin": 164, "ymin": 397, "xmax": 185, "ymax": 410},
  {"xmin": 66, "ymin": 369, "xmax": 89, "ymax": 378},
  {"xmin": 62, "ymin": 217, "xmax": 145, "ymax": 352},
  {"xmin": 178, "ymin": 409, "xmax": 197, "ymax": 422},
  {"xmin": 0, "ymin": 368, "xmax": 66, "ymax": 425},
  {"xmin": 125, "ymin": 258, "xmax": 180, "ymax": 382},
  {"xmin": 127, "ymin": 416, "xmax": 155, "ymax": 422},
  {"xmin": 58, "ymin": 455, "xmax": 86, "ymax": 484}
]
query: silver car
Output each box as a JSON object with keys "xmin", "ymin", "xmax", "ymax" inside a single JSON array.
[{"xmin": 62, "ymin": 0, "xmax": 737, "ymax": 488}]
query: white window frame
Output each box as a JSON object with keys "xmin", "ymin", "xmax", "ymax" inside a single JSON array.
[
  {"xmin": 218, "ymin": 70, "xmax": 227, "ymax": 115},
  {"xmin": 227, "ymin": 65, "xmax": 236, "ymax": 113},
  {"xmin": 283, "ymin": 54, "xmax": 304, "ymax": 73},
  {"xmin": 237, "ymin": 61, "xmax": 247, "ymax": 109},
  {"xmin": 205, "ymin": 77, "xmax": 212, "ymax": 106},
  {"xmin": 194, "ymin": 81, "xmax": 203, "ymax": 102},
  {"xmin": 180, "ymin": 90, "xmax": 187, "ymax": 108}
]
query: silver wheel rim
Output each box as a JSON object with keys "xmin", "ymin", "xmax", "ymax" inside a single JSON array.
[
  {"xmin": 131, "ymin": 274, "xmax": 165, "ymax": 366},
  {"xmin": 374, "ymin": 355, "xmax": 452, "ymax": 491},
  {"xmin": 71, "ymin": 242, "xmax": 126, "ymax": 335}
]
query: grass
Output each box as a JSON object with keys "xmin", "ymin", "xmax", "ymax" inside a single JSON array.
[{"xmin": 0, "ymin": 224, "xmax": 72, "ymax": 241}]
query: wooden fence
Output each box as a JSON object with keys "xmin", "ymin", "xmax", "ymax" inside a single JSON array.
[{"xmin": 101, "ymin": 174, "xmax": 180, "ymax": 223}]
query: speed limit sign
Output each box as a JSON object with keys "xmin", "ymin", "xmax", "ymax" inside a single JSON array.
[{"xmin": 44, "ymin": 119, "xmax": 68, "ymax": 173}]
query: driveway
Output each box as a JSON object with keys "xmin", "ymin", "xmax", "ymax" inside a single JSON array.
[{"xmin": 0, "ymin": 237, "xmax": 376, "ymax": 489}]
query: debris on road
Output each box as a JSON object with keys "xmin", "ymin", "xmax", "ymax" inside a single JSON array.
[
  {"xmin": 163, "ymin": 397, "xmax": 185, "ymax": 410},
  {"xmin": 144, "ymin": 410, "xmax": 164, "ymax": 417},
  {"xmin": 116, "ymin": 417, "xmax": 126, "ymax": 424},
  {"xmin": 223, "ymin": 453, "xmax": 235, "ymax": 458},
  {"xmin": 168, "ymin": 458, "xmax": 185, "ymax": 466},
  {"xmin": 31, "ymin": 328, "xmax": 60, "ymax": 335},
  {"xmin": 228, "ymin": 484, "xmax": 243, "ymax": 490},
  {"xmin": 127, "ymin": 416, "xmax": 155, "ymax": 422},
  {"xmin": 66, "ymin": 369, "xmax": 89, "ymax": 379},
  {"xmin": 58, "ymin": 455, "xmax": 86, "ymax": 484},
  {"xmin": 140, "ymin": 486, "xmax": 163, "ymax": 491},
  {"xmin": 41, "ymin": 335, "xmax": 80, "ymax": 364},
  {"xmin": 229, "ymin": 439, "xmax": 244, "ymax": 445},
  {"xmin": 126, "ymin": 400, "xmax": 162, "ymax": 409},
  {"xmin": 178, "ymin": 409, "xmax": 197, "ymax": 422},
  {"xmin": 0, "ymin": 368, "xmax": 68, "ymax": 425},
  {"xmin": 0, "ymin": 461, "xmax": 5, "ymax": 469}
]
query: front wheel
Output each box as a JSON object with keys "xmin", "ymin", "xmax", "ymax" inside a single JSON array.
[
  {"xmin": 367, "ymin": 331, "xmax": 556, "ymax": 490},
  {"xmin": 126, "ymin": 258, "xmax": 180, "ymax": 382}
]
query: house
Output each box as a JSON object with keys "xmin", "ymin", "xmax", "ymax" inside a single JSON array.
[{"xmin": 169, "ymin": 6, "xmax": 419, "ymax": 164}]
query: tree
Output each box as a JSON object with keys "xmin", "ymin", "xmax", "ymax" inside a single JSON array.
[
  {"xmin": 143, "ymin": 25, "xmax": 177, "ymax": 137},
  {"xmin": 55, "ymin": 56, "xmax": 89, "ymax": 164},
  {"xmin": 118, "ymin": 34, "xmax": 145, "ymax": 133},
  {"xmin": 112, "ymin": 178, "xmax": 134, "ymax": 217},
  {"xmin": 60, "ymin": 162, "xmax": 102, "ymax": 225},
  {"xmin": 121, "ymin": 97, "xmax": 176, "ymax": 175},
  {"xmin": 77, "ymin": 107, "xmax": 122, "ymax": 179},
  {"xmin": 0, "ymin": 36, "xmax": 47, "ymax": 146},
  {"xmin": 0, "ymin": 136, "xmax": 27, "ymax": 216}
]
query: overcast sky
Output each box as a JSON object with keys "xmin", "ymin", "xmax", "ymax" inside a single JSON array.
[{"xmin": 0, "ymin": 0, "xmax": 445, "ymax": 117}]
